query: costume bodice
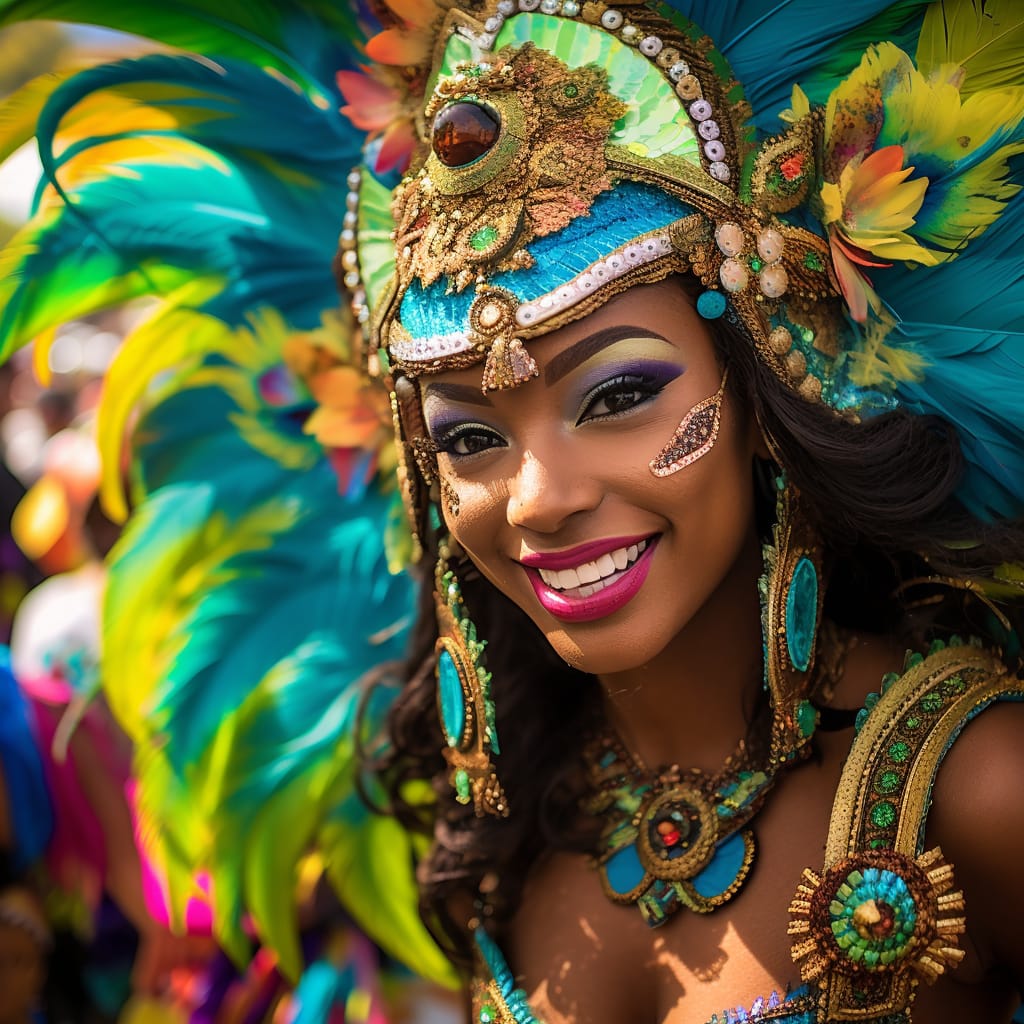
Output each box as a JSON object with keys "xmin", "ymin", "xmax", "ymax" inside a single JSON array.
[{"xmin": 468, "ymin": 641, "xmax": 1023, "ymax": 1024}]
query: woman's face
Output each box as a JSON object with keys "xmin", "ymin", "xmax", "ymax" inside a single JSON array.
[{"xmin": 419, "ymin": 279, "xmax": 763, "ymax": 674}]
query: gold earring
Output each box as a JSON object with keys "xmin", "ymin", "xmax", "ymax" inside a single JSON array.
[{"xmin": 649, "ymin": 367, "xmax": 730, "ymax": 477}]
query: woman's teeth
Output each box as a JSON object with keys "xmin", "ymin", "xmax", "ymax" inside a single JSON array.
[{"xmin": 537, "ymin": 540, "xmax": 648, "ymax": 596}]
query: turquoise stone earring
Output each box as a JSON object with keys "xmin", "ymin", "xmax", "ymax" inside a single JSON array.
[
  {"xmin": 434, "ymin": 537, "xmax": 508, "ymax": 817},
  {"xmin": 759, "ymin": 472, "xmax": 825, "ymax": 764}
]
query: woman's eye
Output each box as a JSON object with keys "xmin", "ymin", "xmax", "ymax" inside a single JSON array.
[
  {"xmin": 434, "ymin": 425, "xmax": 505, "ymax": 458},
  {"xmin": 578, "ymin": 375, "xmax": 665, "ymax": 423}
]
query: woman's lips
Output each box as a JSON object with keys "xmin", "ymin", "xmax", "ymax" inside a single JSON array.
[
  {"xmin": 519, "ymin": 534, "xmax": 653, "ymax": 571},
  {"xmin": 524, "ymin": 536, "xmax": 659, "ymax": 623}
]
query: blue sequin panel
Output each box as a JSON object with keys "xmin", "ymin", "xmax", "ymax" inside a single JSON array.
[{"xmin": 399, "ymin": 182, "xmax": 695, "ymax": 340}]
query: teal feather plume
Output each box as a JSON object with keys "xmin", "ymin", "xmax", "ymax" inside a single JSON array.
[
  {"xmin": 0, "ymin": 0, "xmax": 456, "ymax": 992},
  {"xmin": 0, "ymin": 0, "xmax": 361, "ymax": 98}
]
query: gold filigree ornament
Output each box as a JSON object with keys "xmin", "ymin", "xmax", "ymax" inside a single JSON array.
[
  {"xmin": 789, "ymin": 847, "xmax": 966, "ymax": 1018},
  {"xmin": 391, "ymin": 44, "xmax": 627, "ymax": 294},
  {"xmin": 434, "ymin": 539, "xmax": 508, "ymax": 817}
]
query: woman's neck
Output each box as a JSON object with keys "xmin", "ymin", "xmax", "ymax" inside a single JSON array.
[{"xmin": 596, "ymin": 527, "xmax": 765, "ymax": 774}]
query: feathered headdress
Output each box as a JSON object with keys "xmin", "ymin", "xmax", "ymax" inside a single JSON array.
[
  {"xmin": 0, "ymin": 0, "xmax": 1022, "ymax": 1001},
  {"xmin": 346, "ymin": 0, "xmax": 1024, "ymax": 527},
  {"xmin": 0, "ymin": 0, "xmax": 454, "ymax": 993}
]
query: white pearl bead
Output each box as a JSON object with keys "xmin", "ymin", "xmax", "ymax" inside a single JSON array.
[
  {"xmin": 714, "ymin": 221, "xmax": 745, "ymax": 257},
  {"xmin": 719, "ymin": 257, "xmax": 749, "ymax": 292},
  {"xmin": 704, "ymin": 140, "xmax": 725, "ymax": 161},
  {"xmin": 698, "ymin": 119, "xmax": 720, "ymax": 141},
  {"xmin": 668, "ymin": 60, "xmax": 689, "ymax": 81},
  {"xmin": 639, "ymin": 35, "xmax": 662, "ymax": 56},
  {"xmin": 600, "ymin": 9, "xmax": 623, "ymax": 28},
  {"xmin": 757, "ymin": 227, "xmax": 785, "ymax": 263},
  {"xmin": 709, "ymin": 161, "xmax": 731, "ymax": 182},
  {"xmin": 759, "ymin": 264, "xmax": 789, "ymax": 298}
]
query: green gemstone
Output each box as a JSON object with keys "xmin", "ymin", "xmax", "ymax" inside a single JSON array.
[
  {"xmin": 454, "ymin": 768, "xmax": 471, "ymax": 804},
  {"xmin": 803, "ymin": 251, "xmax": 823, "ymax": 271},
  {"xmin": 564, "ymin": 83, "xmax": 579, "ymax": 97},
  {"xmin": 942, "ymin": 674, "xmax": 966, "ymax": 697},
  {"xmin": 797, "ymin": 699, "xmax": 817, "ymax": 738},
  {"xmin": 470, "ymin": 225, "xmax": 500, "ymax": 251},
  {"xmin": 869, "ymin": 837, "xmax": 892, "ymax": 850},
  {"xmin": 875, "ymin": 769, "xmax": 901, "ymax": 795},
  {"xmin": 750, "ymin": 256, "xmax": 764, "ymax": 272},
  {"xmin": 920, "ymin": 692, "xmax": 943, "ymax": 714},
  {"xmin": 888, "ymin": 740, "xmax": 910, "ymax": 763},
  {"xmin": 880, "ymin": 671, "xmax": 900, "ymax": 694},
  {"xmin": 905, "ymin": 651, "xmax": 925, "ymax": 669},
  {"xmin": 871, "ymin": 801, "xmax": 897, "ymax": 828},
  {"xmin": 480, "ymin": 1005, "xmax": 496, "ymax": 1024}
]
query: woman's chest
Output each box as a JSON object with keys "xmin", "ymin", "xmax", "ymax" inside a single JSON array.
[{"xmin": 503, "ymin": 757, "xmax": 842, "ymax": 1024}]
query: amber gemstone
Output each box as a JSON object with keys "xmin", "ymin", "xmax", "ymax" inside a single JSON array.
[{"xmin": 432, "ymin": 102, "xmax": 501, "ymax": 167}]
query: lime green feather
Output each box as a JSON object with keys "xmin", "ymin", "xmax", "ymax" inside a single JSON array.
[
  {"xmin": 357, "ymin": 170, "xmax": 398, "ymax": 316},
  {"xmin": 917, "ymin": 0, "xmax": 1024, "ymax": 95}
]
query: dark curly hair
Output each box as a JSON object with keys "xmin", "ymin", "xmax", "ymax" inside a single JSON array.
[{"xmin": 366, "ymin": 283, "xmax": 1024, "ymax": 972}]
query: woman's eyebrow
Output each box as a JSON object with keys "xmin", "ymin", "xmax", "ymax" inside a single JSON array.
[
  {"xmin": 421, "ymin": 381, "xmax": 495, "ymax": 407},
  {"xmin": 544, "ymin": 325, "xmax": 673, "ymax": 385}
]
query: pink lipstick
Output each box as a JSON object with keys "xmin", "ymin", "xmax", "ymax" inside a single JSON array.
[{"xmin": 524, "ymin": 535, "xmax": 659, "ymax": 623}]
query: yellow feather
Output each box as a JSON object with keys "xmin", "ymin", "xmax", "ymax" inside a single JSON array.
[
  {"xmin": 97, "ymin": 286, "xmax": 225, "ymax": 522},
  {"xmin": 917, "ymin": 0, "xmax": 1024, "ymax": 96}
]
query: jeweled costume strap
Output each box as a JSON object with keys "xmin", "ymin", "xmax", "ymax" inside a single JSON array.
[{"xmin": 790, "ymin": 641, "xmax": 1024, "ymax": 1021}]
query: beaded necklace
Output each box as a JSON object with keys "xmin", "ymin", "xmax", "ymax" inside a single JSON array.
[
  {"xmin": 581, "ymin": 727, "xmax": 775, "ymax": 925},
  {"xmin": 581, "ymin": 623, "xmax": 850, "ymax": 927}
]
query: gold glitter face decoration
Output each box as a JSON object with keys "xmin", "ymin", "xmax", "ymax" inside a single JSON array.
[{"xmin": 649, "ymin": 367, "xmax": 729, "ymax": 477}]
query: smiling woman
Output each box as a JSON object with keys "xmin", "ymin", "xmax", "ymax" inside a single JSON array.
[
  {"xmin": 359, "ymin": 3, "xmax": 1024, "ymax": 1019},
  {"xmin": 2, "ymin": 0, "xmax": 1024, "ymax": 1022}
]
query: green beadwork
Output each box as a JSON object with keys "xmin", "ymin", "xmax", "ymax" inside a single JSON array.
[
  {"xmin": 471, "ymin": 225, "xmax": 500, "ymax": 251},
  {"xmin": 902, "ymin": 715, "xmax": 921, "ymax": 732},
  {"xmin": 880, "ymin": 671, "xmax": 900, "ymax": 694},
  {"xmin": 904, "ymin": 650, "xmax": 925, "ymax": 670},
  {"xmin": 871, "ymin": 801, "xmax": 897, "ymax": 828},
  {"xmin": 942, "ymin": 674, "xmax": 966, "ymax": 697},
  {"xmin": 750, "ymin": 256, "xmax": 764, "ymax": 272},
  {"xmin": 826, "ymin": 865, "xmax": 918, "ymax": 969},
  {"xmin": 888, "ymin": 740, "xmax": 910, "ymax": 764},
  {"xmin": 803, "ymin": 251, "xmax": 823, "ymax": 271},
  {"xmin": 875, "ymin": 769, "xmax": 901, "ymax": 795},
  {"xmin": 797, "ymin": 699, "xmax": 817, "ymax": 738},
  {"xmin": 455, "ymin": 768, "xmax": 471, "ymax": 804},
  {"xmin": 919, "ymin": 692, "xmax": 943, "ymax": 714},
  {"xmin": 480, "ymin": 1004, "xmax": 497, "ymax": 1024}
]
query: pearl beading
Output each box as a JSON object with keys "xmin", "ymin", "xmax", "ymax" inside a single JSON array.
[
  {"xmin": 516, "ymin": 232, "xmax": 673, "ymax": 328},
  {"xmin": 340, "ymin": 169, "xmax": 370, "ymax": 329},
  {"xmin": 463, "ymin": 0, "xmax": 731, "ymax": 183}
]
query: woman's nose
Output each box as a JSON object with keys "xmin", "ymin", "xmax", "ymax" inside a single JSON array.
[{"xmin": 505, "ymin": 447, "xmax": 602, "ymax": 534}]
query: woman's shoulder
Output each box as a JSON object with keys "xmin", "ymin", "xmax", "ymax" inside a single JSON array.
[{"xmin": 926, "ymin": 687, "xmax": 1024, "ymax": 982}]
